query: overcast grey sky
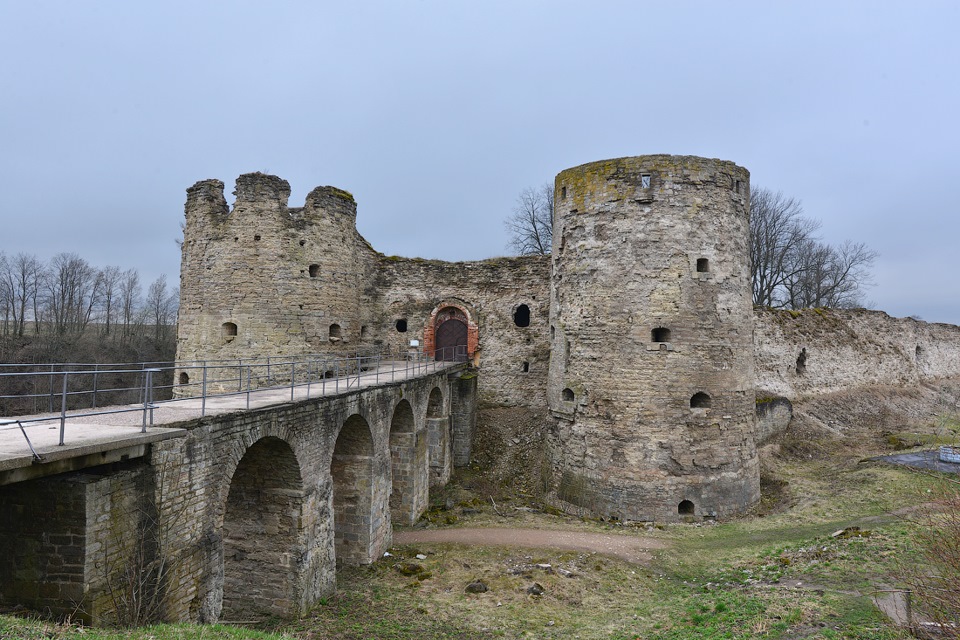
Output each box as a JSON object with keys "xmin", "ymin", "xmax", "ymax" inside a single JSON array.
[{"xmin": 2, "ymin": 1, "xmax": 958, "ymax": 322}]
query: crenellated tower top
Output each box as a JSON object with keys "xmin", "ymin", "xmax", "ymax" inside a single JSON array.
[{"xmin": 177, "ymin": 173, "xmax": 364, "ymax": 372}]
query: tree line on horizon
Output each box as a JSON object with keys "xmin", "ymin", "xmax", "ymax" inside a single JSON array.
[
  {"xmin": 0, "ymin": 251, "xmax": 178, "ymax": 365},
  {"xmin": 504, "ymin": 183, "xmax": 877, "ymax": 310}
]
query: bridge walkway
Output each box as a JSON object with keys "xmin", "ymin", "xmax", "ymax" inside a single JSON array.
[{"xmin": 0, "ymin": 358, "xmax": 465, "ymax": 485}]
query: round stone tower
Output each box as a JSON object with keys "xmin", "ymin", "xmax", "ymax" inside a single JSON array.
[{"xmin": 546, "ymin": 155, "xmax": 759, "ymax": 522}]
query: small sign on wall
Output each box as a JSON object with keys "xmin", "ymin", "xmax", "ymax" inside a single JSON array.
[{"xmin": 409, "ymin": 340, "xmax": 420, "ymax": 347}]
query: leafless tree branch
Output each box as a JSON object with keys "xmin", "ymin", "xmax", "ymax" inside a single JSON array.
[
  {"xmin": 505, "ymin": 183, "xmax": 554, "ymax": 256},
  {"xmin": 751, "ymin": 186, "xmax": 876, "ymax": 309}
]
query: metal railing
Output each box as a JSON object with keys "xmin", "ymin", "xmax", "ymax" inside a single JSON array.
[{"xmin": 0, "ymin": 344, "xmax": 469, "ymax": 450}]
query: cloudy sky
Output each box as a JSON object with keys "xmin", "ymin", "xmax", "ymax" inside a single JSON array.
[{"xmin": 2, "ymin": 1, "xmax": 958, "ymax": 322}]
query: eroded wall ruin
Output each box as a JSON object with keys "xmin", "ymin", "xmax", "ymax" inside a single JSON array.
[{"xmin": 754, "ymin": 308, "xmax": 960, "ymax": 398}]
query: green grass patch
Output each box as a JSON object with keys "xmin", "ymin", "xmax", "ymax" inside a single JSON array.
[
  {"xmin": 1, "ymin": 440, "xmax": 943, "ymax": 639},
  {"xmin": 0, "ymin": 617, "xmax": 288, "ymax": 639}
]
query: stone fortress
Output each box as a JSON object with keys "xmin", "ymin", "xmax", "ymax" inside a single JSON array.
[
  {"xmin": 177, "ymin": 153, "xmax": 960, "ymax": 524},
  {"xmin": 7, "ymin": 153, "xmax": 960, "ymax": 627}
]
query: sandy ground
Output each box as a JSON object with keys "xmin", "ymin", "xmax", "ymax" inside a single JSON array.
[{"xmin": 393, "ymin": 527, "xmax": 668, "ymax": 564}]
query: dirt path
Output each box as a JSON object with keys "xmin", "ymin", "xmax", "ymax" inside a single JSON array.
[{"xmin": 393, "ymin": 527, "xmax": 668, "ymax": 564}]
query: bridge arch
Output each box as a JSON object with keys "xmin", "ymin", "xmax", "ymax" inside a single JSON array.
[
  {"xmin": 222, "ymin": 436, "xmax": 305, "ymax": 619},
  {"xmin": 331, "ymin": 414, "xmax": 382, "ymax": 566},
  {"xmin": 427, "ymin": 386, "xmax": 444, "ymax": 417},
  {"xmin": 389, "ymin": 399, "xmax": 427, "ymax": 525},
  {"xmin": 425, "ymin": 387, "xmax": 452, "ymax": 487}
]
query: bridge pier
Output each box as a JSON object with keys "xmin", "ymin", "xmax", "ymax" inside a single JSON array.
[
  {"xmin": 221, "ymin": 437, "xmax": 310, "ymax": 619},
  {"xmin": 389, "ymin": 400, "xmax": 428, "ymax": 526},
  {"xmin": 451, "ymin": 373, "xmax": 478, "ymax": 467},
  {"xmin": 426, "ymin": 385, "xmax": 452, "ymax": 488},
  {"xmin": 0, "ymin": 461, "xmax": 154, "ymax": 625}
]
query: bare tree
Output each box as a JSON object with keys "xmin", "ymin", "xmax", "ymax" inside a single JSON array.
[
  {"xmin": 98, "ymin": 266, "xmax": 124, "ymax": 338},
  {"xmin": 780, "ymin": 236, "xmax": 828, "ymax": 310},
  {"xmin": 1, "ymin": 252, "xmax": 44, "ymax": 337},
  {"xmin": 0, "ymin": 253, "xmax": 176, "ymax": 372},
  {"xmin": 0, "ymin": 252, "xmax": 9, "ymax": 336},
  {"xmin": 44, "ymin": 253, "xmax": 103, "ymax": 336},
  {"xmin": 144, "ymin": 275, "xmax": 178, "ymax": 344},
  {"xmin": 750, "ymin": 187, "xmax": 876, "ymax": 309},
  {"xmin": 750, "ymin": 188, "xmax": 820, "ymax": 308},
  {"xmin": 505, "ymin": 183, "xmax": 554, "ymax": 256},
  {"xmin": 826, "ymin": 240, "xmax": 878, "ymax": 308},
  {"xmin": 782, "ymin": 238, "xmax": 877, "ymax": 309},
  {"xmin": 120, "ymin": 269, "xmax": 142, "ymax": 341}
]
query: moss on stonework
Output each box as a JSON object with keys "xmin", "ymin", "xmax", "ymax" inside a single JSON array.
[
  {"xmin": 326, "ymin": 187, "xmax": 355, "ymax": 202},
  {"xmin": 555, "ymin": 155, "xmax": 746, "ymax": 212}
]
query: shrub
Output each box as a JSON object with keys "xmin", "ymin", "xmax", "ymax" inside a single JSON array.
[{"xmin": 902, "ymin": 478, "xmax": 960, "ymax": 637}]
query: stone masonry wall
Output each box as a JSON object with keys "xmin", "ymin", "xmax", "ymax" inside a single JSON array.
[
  {"xmin": 0, "ymin": 475, "xmax": 88, "ymax": 619},
  {"xmin": 82, "ymin": 464, "xmax": 155, "ymax": 625},
  {"xmin": 173, "ymin": 169, "xmax": 960, "ymax": 531},
  {"xmin": 0, "ymin": 462, "xmax": 150, "ymax": 625},
  {"xmin": 176, "ymin": 174, "xmax": 551, "ymax": 417},
  {"xmin": 366, "ymin": 253, "xmax": 551, "ymax": 410},
  {"xmin": 754, "ymin": 308, "xmax": 960, "ymax": 399}
]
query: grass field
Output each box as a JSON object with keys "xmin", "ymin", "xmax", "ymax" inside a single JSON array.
[{"xmin": 1, "ymin": 434, "xmax": 950, "ymax": 639}]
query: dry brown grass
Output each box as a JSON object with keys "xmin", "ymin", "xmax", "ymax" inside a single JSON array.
[{"xmin": 362, "ymin": 540, "xmax": 655, "ymax": 638}]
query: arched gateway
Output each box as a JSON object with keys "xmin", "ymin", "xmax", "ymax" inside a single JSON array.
[{"xmin": 432, "ymin": 306, "xmax": 471, "ymax": 361}]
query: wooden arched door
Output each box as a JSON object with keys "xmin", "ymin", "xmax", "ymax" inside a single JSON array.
[{"xmin": 435, "ymin": 318, "xmax": 467, "ymax": 361}]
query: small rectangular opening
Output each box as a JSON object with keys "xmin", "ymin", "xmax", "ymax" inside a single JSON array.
[
  {"xmin": 641, "ymin": 174, "xmax": 651, "ymax": 189},
  {"xmin": 560, "ymin": 186, "xmax": 567, "ymax": 200}
]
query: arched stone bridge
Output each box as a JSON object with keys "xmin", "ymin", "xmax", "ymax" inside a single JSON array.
[{"xmin": 0, "ymin": 363, "xmax": 477, "ymax": 624}]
